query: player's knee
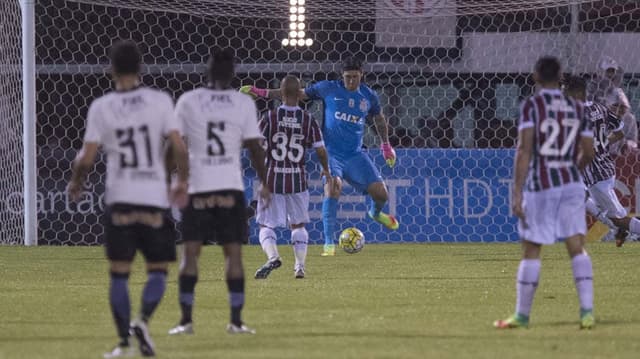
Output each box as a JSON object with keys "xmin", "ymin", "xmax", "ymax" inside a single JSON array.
[
  {"xmin": 146, "ymin": 262, "xmax": 169, "ymax": 272},
  {"xmin": 325, "ymin": 177, "xmax": 342, "ymax": 197},
  {"xmin": 110, "ymin": 261, "xmax": 132, "ymax": 274},
  {"xmin": 259, "ymin": 226, "xmax": 277, "ymax": 242},
  {"xmin": 291, "ymin": 227, "xmax": 308, "ymax": 244}
]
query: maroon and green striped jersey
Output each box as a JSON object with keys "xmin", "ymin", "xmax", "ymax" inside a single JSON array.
[
  {"xmin": 518, "ymin": 89, "xmax": 594, "ymax": 192},
  {"xmin": 260, "ymin": 105, "xmax": 324, "ymax": 194}
]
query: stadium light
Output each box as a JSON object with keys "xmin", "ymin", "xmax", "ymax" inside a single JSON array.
[{"xmin": 283, "ymin": 0, "xmax": 312, "ymax": 48}]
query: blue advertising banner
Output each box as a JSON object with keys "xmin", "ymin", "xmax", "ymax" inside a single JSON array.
[{"xmin": 244, "ymin": 149, "xmax": 519, "ymax": 244}]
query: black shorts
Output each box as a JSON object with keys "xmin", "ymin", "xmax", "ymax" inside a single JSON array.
[
  {"xmin": 181, "ymin": 190, "xmax": 248, "ymax": 245},
  {"xmin": 104, "ymin": 204, "xmax": 177, "ymax": 263}
]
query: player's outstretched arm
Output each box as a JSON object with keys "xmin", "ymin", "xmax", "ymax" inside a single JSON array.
[
  {"xmin": 166, "ymin": 131, "xmax": 190, "ymax": 208},
  {"xmin": 67, "ymin": 142, "xmax": 99, "ymax": 201},
  {"xmin": 244, "ymin": 138, "xmax": 272, "ymax": 207},
  {"xmin": 240, "ymin": 85, "xmax": 307, "ymax": 101},
  {"xmin": 373, "ymin": 113, "xmax": 396, "ymax": 167}
]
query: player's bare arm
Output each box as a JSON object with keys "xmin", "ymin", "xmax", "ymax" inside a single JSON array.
[
  {"xmin": 240, "ymin": 86, "xmax": 307, "ymax": 101},
  {"xmin": 577, "ymin": 136, "xmax": 595, "ymax": 170},
  {"xmin": 315, "ymin": 146, "xmax": 332, "ymax": 181},
  {"xmin": 512, "ymin": 127, "xmax": 533, "ymax": 220},
  {"xmin": 245, "ymin": 138, "xmax": 272, "ymax": 207},
  {"xmin": 166, "ymin": 130, "xmax": 190, "ymax": 208},
  {"xmin": 68, "ymin": 142, "xmax": 99, "ymax": 201}
]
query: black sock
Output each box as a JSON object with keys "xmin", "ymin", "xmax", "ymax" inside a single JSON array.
[
  {"xmin": 140, "ymin": 270, "xmax": 167, "ymax": 323},
  {"xmin": 178, "ymin": 274, "xmax": 198, "ymax": 325},
  {"xmin": 226, "ymin": 278, "xmax": 245, "ymax": 326},
  {"xmin": 109, "ymin": 272, "xmax": 131, "ymax": 343}
]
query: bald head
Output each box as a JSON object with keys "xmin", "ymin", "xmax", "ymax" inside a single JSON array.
[{"xmin": 280, "ymin": 75, "xmax": 301, "ymax": 105}]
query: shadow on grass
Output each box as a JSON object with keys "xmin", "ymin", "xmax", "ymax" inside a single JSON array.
[
  {"xmin": 0, "ymin": 334, "xmax": 111, "ymax": 342},
  {"xmin": 535, "ymin": 317, "xmax": 640, "ymax": 328}
]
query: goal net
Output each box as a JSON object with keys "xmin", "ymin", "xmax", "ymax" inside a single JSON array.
[
  {"xmin": 2, "ymin": 0, "xmax": 640, "ymax": 244},
  {"xmin": 0, "ymin": 1, "xmax": 24, "ymax": 245}
]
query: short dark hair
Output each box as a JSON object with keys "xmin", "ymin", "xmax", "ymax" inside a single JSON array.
[
  {"xmin": 109, "ymin": 40, "xmax": 141, "ymax": 75},
  {"xmin": 563, "ymin": 75, "xmax": 587, "ymax": 94},
  {"xmin": 207, "ymin": 48, "xmax": 235, "ymax": 83},
  {"xmin": 342, "ymin": 57, "xmax": 363, "ymax": 72},
  {"xmin": 534, "ymin": 56, "xmax": 562, "ymax": 83}
]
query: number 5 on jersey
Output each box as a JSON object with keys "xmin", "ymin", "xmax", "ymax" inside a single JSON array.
[{"xmin": 207, "ymin": 121, "xmax": 226, "ymax": 156}]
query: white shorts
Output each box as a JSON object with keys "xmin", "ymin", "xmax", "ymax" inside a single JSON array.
[
  {"xmin": 256, "ymin": 191, "xmax": 310, "ymax": 229},
  {"xmin": 588, "ymin": 177, "xmax": 628, "ymax": 219},
  {"xmin": 519, "ymin": 183, "xmax": 586, "ymax": 245}
]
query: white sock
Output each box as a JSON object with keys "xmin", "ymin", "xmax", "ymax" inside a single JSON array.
[
  {"xmin": 585, "ymin": 198, "xmax": 600, "ymax": 217},
  {"xmin": 628, "ymin": 218, "xmax": 640, "ymax": 234},
  {"xmin": 571, "ymin": 253, "xmax": 594, "ymax": 311},
  {"xmin": 291, "ymin": 227, "xmax": 308, "ymax": 270},
  {"xmin": 259, "ymin": 227, "xmax": 279, "ymax": 261},
  {"xmin": 515, "ymin": 259, "xmax": 541, "ymax": 317}
]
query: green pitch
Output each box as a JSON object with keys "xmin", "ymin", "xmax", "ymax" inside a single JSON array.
[{"xmin": 1, "ymin": 243, "xmax": 639, "ymax": 359}]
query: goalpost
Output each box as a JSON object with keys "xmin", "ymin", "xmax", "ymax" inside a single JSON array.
[{"xmin": 3, "ymin": 0, "xmax": 640, "ymax": 245}]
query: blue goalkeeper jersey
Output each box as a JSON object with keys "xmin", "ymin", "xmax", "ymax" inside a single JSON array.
[{"xmin": 305, "ymin": 80, "xmax": 381, "ymax": 160}]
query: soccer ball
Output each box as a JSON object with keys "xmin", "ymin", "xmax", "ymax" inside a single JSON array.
[{"xmin": 339, "ymin": 227, "xmax": 365, "ymax": 254}]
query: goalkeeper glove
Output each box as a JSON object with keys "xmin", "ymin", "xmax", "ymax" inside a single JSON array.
[
  {"xmin": 381, "ymin": 142, "xmax": 396, "ymax": 168},
  {"xmin": 239, "ymin": 85, "xmax": 268, "ymax": 99}
]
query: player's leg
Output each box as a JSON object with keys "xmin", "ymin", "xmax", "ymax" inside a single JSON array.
[
  {"xmin": 494, "ymin": 240, "xmax": 542, "ymax": 329},
  {"xmin": 565, "ymin": 235, "xmax": 595, "ymax": 329},
  {"xmin": 103, "ymin": 205, "xmax": 137, "ymax": 358},
  {"xmin": 366, "ymin": 182, "xmax": 398, "ymax": 230},
  {"xmin": 342, "ymin": 152, "xmax": 398, "ymax": 230},
  {"xmin": 169, "ymin": 199, "xmax": 205, "ymax": 335},
  {"xmin": 591, "ymin": 177, "xmax": 639, "ymax": 246},
  {"xmin": 560, "ymin": 184, "xmax": 594, "ymax": 329},
  {"xmin": 291, "ymin": 224, "xmax": 308, "ymax": 278},
  {"xmin": 221, "ymin": 190, "xmax": 255, "ymax": 334},
  {"xmin": 255, "ymin": 194, "xmax": 283, "ymax": 278},
  {"xmin": 495, "ymin": 189, "xmax": 557, "ymax": 329},
  {"xmin": 132, "ymin": 213, "xmax": 177, "ymax": 357},
  {"xmin": 223, "ymin": 242, "xmax": 255, "ymax": 334},
  {"xmin": 104, "ymin": 261, "xmax": 135, "ymax": 358},
  {"xmin": 588, "ymin": 178, "xmax": 625, "ymax": 244},
  {"xmin": 322, "ymin": 173, "xmax": 343, "ymax": 256}
]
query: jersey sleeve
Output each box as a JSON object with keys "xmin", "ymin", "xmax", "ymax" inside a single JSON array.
[
  {"xmin": 83, "ymin": 100, "xmax": 103, "ymax": 144},
  {"xmin": 304, "ymin": 80, "xmax": 331, "ymax": 101},
  {"xmin": 161, "ymin": 94, "xmax": 181, "ymax": 135},
  {"xmin": 242, "ymin": 98, "xmax": 262, "ymax": 140},
  {"xmin": 367, "ymin": 88, "xmax": 382, "ymax": 117},
  {"xmin": 306, "ymin": 113, "xmax": 324, "ymax": 148},
  {"xmin": 518, "ymin": 98, "xmax": 535, "ymax": 131}
]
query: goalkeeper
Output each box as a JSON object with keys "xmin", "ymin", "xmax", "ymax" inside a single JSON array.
[{"xmin": 242, "ymin": 57, "xmax": 399, "ymax": 256}]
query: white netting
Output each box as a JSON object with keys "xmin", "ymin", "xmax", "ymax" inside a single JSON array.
[
  {"xmin": 3, "ymin": 0, "xmax": 640, "ymax": 244},
  {"xmin": 0, "ymin": 1, "xmax": 24, "ymax": 245}
]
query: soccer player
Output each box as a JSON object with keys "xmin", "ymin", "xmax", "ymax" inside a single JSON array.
[
  {"xmin": 241, "ymin": 57, "xmax": 398, "ymax": 256},
  {"xmin": 254, "ymin": 75, "xmax": 331, "ymax": 279},
  {"xmin": 494, "ymin": 57, "xmax": 596, "ymax": 330},
  {"xmin": 67, "ymin": 40, "xmax": 189, "ymax": 358},
  {"xmin": 564, "ymin": 76, "xmax": 640, "ymax": 247},
  {"xmin": 168, "ymin": 49, "xmax": 270, "ymax": 336}
]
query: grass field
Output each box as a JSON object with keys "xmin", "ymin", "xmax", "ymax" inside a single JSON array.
[{"xmin": 1, "ymin": 242, "xmax": 639, "ymax": 359}]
